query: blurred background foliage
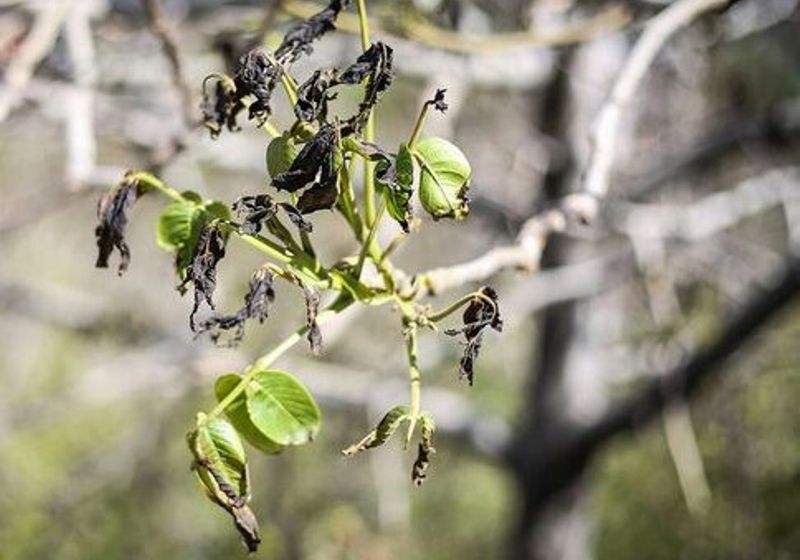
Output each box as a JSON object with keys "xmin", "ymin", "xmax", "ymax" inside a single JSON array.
[{"xmin": 1, "ymin": 0, "xmax": 800, "ymax": 559}]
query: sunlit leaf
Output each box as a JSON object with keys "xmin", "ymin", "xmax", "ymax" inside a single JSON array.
[
  {"xmin": 244, "ymin": 369, "xmax": 322, "ymax": 445},
  {"xmin": 415, "ymin": 137, "xmax": 470, "ymax": 220},
  {"xmin": 215, "ymin": 374, "xmax": 284, "ymax": 454}
]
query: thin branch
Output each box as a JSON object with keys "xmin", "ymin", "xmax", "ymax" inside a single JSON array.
[
  {"xmin": 0, "ymin": 0, "xmax": 73, "ymax": 121},
  {"xmin": 142, "ymin": 0, "xmax": 195, "ymax": 131},
  {"xmin": 583, "ymin": 0, "xmax": 731, "ymax": 198},
  {"xmin": 280, "ymin": 0, "xmax": 631, "ymax": 53},
  {"xmin": 579, "ymin": 256, "xmax": 800, "ymax": 459}
]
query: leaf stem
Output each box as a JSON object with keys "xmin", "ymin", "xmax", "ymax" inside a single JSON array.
[
  {"xmin": 355, "ymin": 0, "xmax": 377, "ymax": 226},
  {"xmin": 404, "ymin": 320, "xmax": 421, "ymax": 445},
  {"xmin": 408, "ymin": 101, "xmax": 430, "ymax": 149}
]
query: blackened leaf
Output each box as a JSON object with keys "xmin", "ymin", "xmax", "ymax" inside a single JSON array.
[
  {"xmin": 278, "ymin": 202, "xmax": 313, "ymax": 233},
  {"xmin": 95, "ymin": 175, "xmax": 140, "ymax": 275},
  {"xmin": 342, "ymin": 405, "xmax": 410, "ymax": 456},
  {"xmin": 352, "ymin": 42, "xmax": 393, "ymax": 130},
  {"xmin": 266, "ymin": 134, "xmax": 299, "ymax": 179},
  {"xmin": 182, "ymin": 224, "xmax": 227, "ymax": 331},
  {"xmin": 427, "ymin": 88, "xmax": 448, "ymax": 113},
  {"xmin": 412, "ymin": 411, "xmax": 436, "ymax": 486},
  {"xmin": 303, "ymin": 286, "xmax": 322, "ymax": 354},
  {"xmin": 201, "ymin": 75, "xmax": 242, "ymax": 138},
  {"xmin": 294, "ymin": 68, "xmax": 339, "ymax": 123},
  {"xmin": 445, "ymin": 287, "xmax": 502, "ymax": 385},
  {"xmin": 234, "ymin": 49, "xmax": 280, "ymax": 124},
  {"xmin": 275, "ymin": 0, "xmax": 351, "ymax": 65},
  {"xmin": 415, "ymin": 137, "xmax": 471, "ymax": 221},
  {"xmin": 244, "ymin": 369, "xmax": 322, "ymax": 445},
  {"xmin": 232, "ymin": 195, "xmax": 278, "ymax": 235},
  {"xmin": 215, "ymin": 373, "xmax": 284, "ymax": 454},
  {"xmin": 197, "ymin": 267, "xmax": 276, "ymax": 346},
  {"xmin": 273, "ymin": 125, "xmax": 337, "ymax": 193}
]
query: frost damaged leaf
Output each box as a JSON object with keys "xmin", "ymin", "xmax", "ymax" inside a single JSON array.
[
  {"xmin": 275, "ymin": 0, "xmax": 351, "ymax": 65},
  {"xmin": 273, "ymin": 125, "xmax": 336, "ymax": 193},
  {"xmin": 233, "ymin": 195, "xmax": 278, "ymax": 235},
  {"xmin": 412, "ymin": 413, "xmax": 436, "ymax": 486},
  {"xmin": 415, "ymin": 137, "xmax": 471, "ymax": 221},
  {"xmin": 181, "ymin": 224, "xmax": 227, "ymax": 331},
  {"xmin": 273, "ymin": 126, "xmax": 342, "ymax": 214},
  {"xmin": 188, "ymin": 414, "xmax": 261, "ymax": 552},
  {"xmin": 278, "ymin": 202, "xmax": 313, "ymax": 233},
  {"xmin": 445, "ymin": 287, "xmax": 503, "ymax": 385},
  {"xmin": 303, "ymin": 286, "xmax": 322, "ymax": 354},
  {"xmin": 342, "ymin": 405, "xmax": 411, "ymax": 456},
  {"xmin": 201, "ymin": 49, "xmax": 280, "ymax": 138},
  {"xmin": 244, "ymin": 369, "xmax": 322, "ymax": 446},
  {"xmin": 95, "ymin": 175, "xmax": 140, "ymax": 275},
  {"xmin": 201, "ymin": 74, "xmax": 242, "ymax": 138},
  {"xmin": 426, "ymin": 88, "xmax": 448, "ymax": 113},
  {"xmin": 351, "ymin": 42, "xmax": 393, "ymax": 130},
  {"xmin": 197, "ymin": 267, "xmax": 276, "ymax": 346},
  {"xmin": 293, "ymin": 41, "xmax": 394, "ymax": 129}
]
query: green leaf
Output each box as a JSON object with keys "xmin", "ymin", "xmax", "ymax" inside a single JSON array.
[
  {"xmin": 188, "ymin": 414, "xmax": 249, "ymax": 502},
  {"xmin": 342, "ymin": 405, "xmax": 410, "ymax": 456},
  {"xmin": 266, "ymin": 134, "xmax": 299, "ymax": 178},
  {"xmin": 415, "ymin": 137, "xmax": 471, "ymax": 220},
  {"xmin": 215, "ymin": 374, "xmax": 284, "ymax": 455},
  {"xmin": 244, "ymin": 369, "xmax": 322, "ymax": 446},
  {"xmin": 156, "ymin": 201, "xmax": 203, "ymax": 251},
  {"xmin": 204, "ymin": 200, "xmax": 231, "ymax": 221}
]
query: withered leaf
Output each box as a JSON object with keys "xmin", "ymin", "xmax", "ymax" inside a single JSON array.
[
  {"xmin": 201, "ymin": 75, "xmax": 242, "ymax": 139},
  {"xmin": 273, "ymin": 125, "xmax": 337, "ymax": 193},
  {"xmin": 230, "ymin": 504, "xmax": 261, "ymax": 553},
  {"xmin": 411, "ymin": 412, "xmax": 436, "ymax": 486},
  {"xmin": 278, "ymin": 202, "xmax": 313, "ymax": 233},
  {"xmin": 303, "ymin": 286, "xmax": 322, "ymax": 355},
  {"xmin": 232, "ymin": 194, "xmax": 278, "ymax": 235},
  {"xmin": 294, "ymin": 68, "xmax": 339, "ymax": 123},
  {"xmin": 201, "ymin": 49, "xmax": 280, "ymax": 138},
  {"xmin": 351, "ymin": 42, "xmax": 393, "ymax": 131},
  {"xmin": 426, "ymin": 88, "xmax": 448, "ymax": 113},
  {"xmin": 181, "ymin": 224, "xmax": 227, "ymax": 332},
  {"xmin": 95, "ymin": 175, "xmax": 140, "ymax": 275},
  {"xmin": 235, "ymin": 49, "xmax": 279, "ymax": 124},
  {"xmin": 275, "ymin": 0, "xmax": 351, "ymax": 65},
  {"xmin": 445, "ymin": 286, "xmax": 503, "ymax": 385},
  {"xmin": 196, "ymin": 267, "xmax": 275, "ymax": 346}
]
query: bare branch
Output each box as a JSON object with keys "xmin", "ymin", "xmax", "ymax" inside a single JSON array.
[
  {"xmin": 142, "ymin": 0, "xmax": 195, "ymax": 130},
  {"xmin": 0, "ymin": 0, "xmax": 73, "ymax": 121},
  {"xmin": 583, "ymin": 0, "xmax": 731, "ymax": 198}
]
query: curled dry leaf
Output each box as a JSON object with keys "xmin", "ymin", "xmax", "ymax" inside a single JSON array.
[
  {"xmin": 181, "ymin": 224, "xmax": 227, "ymax": 331},
  {"xmin": 275, "ymin": 0, "xmax": 351, "ymax": 65},
  {"xmin": 95, "ymin": 174, "xmax": 140, "ymax": 275},
  {"xmin": 412, "ymin": 412, "xmax": 436, "ymax": 486},
  {"xmin": 445, "ymin": 287, "xmax": 503, "ymax": 385},
  {"xmin": 197, "ymin": 267, "xmax": 276, "ymax": 346},
  {"xmin": 303, "ymin": 286, "xmax": 323, "ymax": 355}
]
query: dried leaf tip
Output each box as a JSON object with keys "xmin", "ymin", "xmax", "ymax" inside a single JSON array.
[
  {"xmin": 95, "ymin": 174, "xmax": 141, "ymax": 276},
  {"xmin": 427, "ymin": 88, "xmax": 448, "ymax": 113},
  {"xmin": 446, "ymin": 286, "xmax": 503, "ymax": 385}
]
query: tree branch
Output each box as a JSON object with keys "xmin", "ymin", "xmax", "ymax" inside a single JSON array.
[{"xmin": 583, "ymin": 0, "xmax": 731, "ymax": 198}]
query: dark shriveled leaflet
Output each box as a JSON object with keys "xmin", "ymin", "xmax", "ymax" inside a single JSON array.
[
  {"xmin": 275, "ymin": 0, "xmax": 352, "ymax": 65},
  {"xmin": 95, "ymin": 175, "xmax": 140, "ymax": 275},
  {"xmin": 303, "ymin": 286, "xmax": 323, "ymax": 354},
  {"xmin": 181, "ymin": 224, "xmax": 227, "ymax": 331},
  {"xmin": 196, "ymin": 268, "xmax": 276, "ymax": 346},
  {"xmin": 445, "ymin": 286, "xmax": 503, "ymax": 385}
]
